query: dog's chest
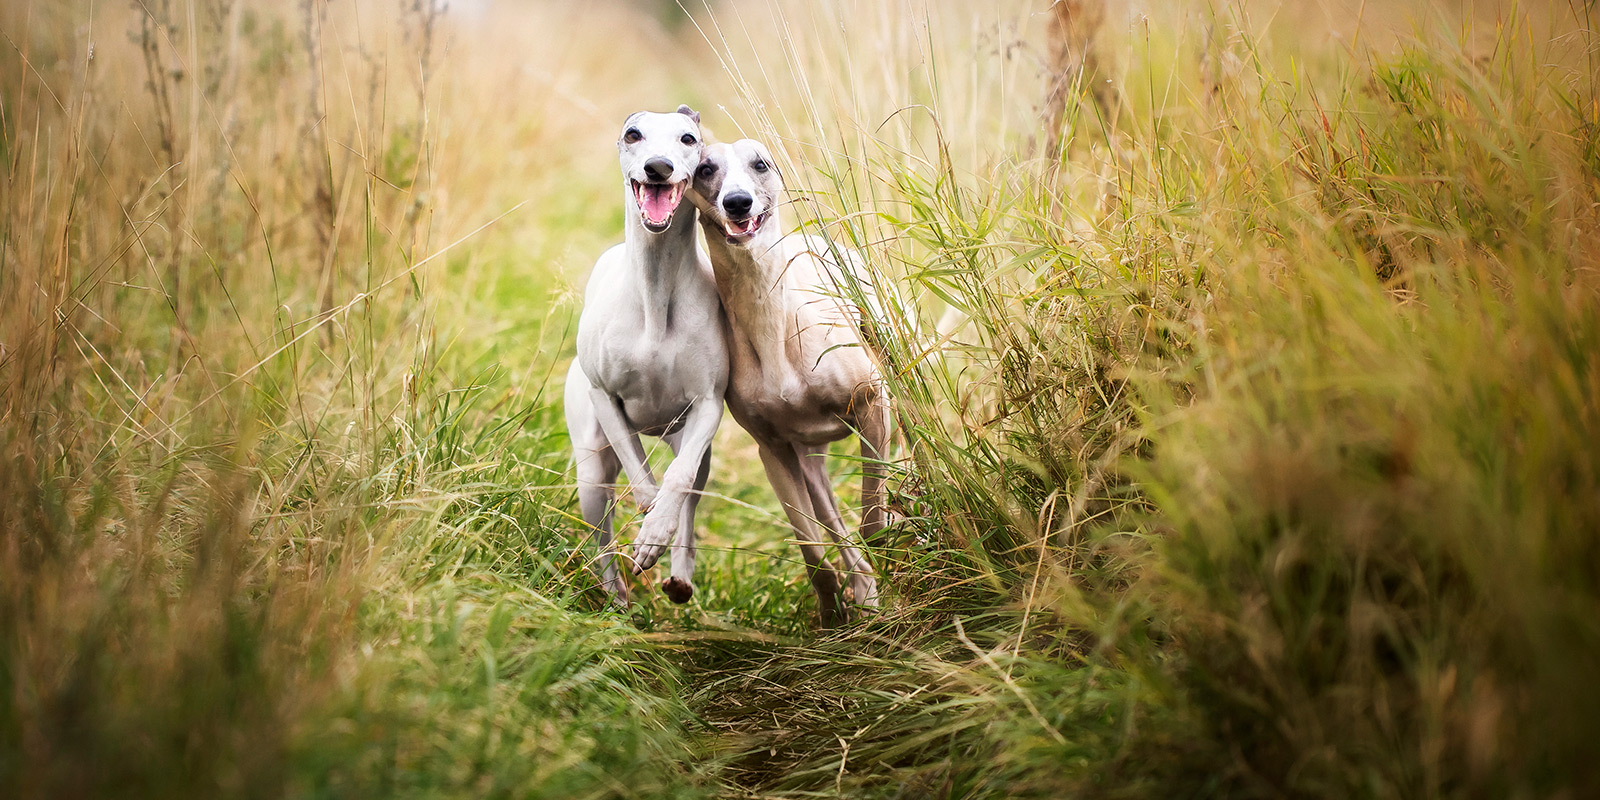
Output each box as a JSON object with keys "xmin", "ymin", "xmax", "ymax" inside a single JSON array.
[
  {"xmin": 726, "ymin": 363, "xmax": 862, "ymax": 445},
  {"xmin": 583, "ymin": 322, "xmax": 720, "ymax": 425},
  {"xmin": 596, "ymin": 341, "xmax": 682, "ymax": 379},
  {"xmin": 730, "ymin": 391, "xmax": 855, "ymax": 446},
  {"xmin": 722, "ymin": 300, "xmax": 877, "ymax": 444}
]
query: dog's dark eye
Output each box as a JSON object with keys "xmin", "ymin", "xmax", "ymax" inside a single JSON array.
[
  {"xmin": 680, "ymin": 133, "xmax": 697, "ymax": 146},
  {"xmin": 696, "ymin": 163, "xmax": 717, "ymax": 179},
  {"xmin": 751, "ymin": 159, "xmax": 769, "ymax": 173},
  {"xmin": 623, "ymin": 128, "xmax": 642, "ymax": 143}
]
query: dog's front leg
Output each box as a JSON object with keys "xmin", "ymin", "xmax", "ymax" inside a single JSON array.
[
  {"xmin": 588, "ymin": 388, "xmax": 660, "ymax": 509},
  {"xmin": 757, "ymin": 442, "xmax": 847, "ymax": 626},
  {"xmin": 631, "ymin": 396, "xmax": 721, "ymax": 575},
  {"xmin": 661, "ymin": 446, "xmax": 710, "ymax": 604},
  {"xmin": 797, "ymin": 442, "xmax": 879, "ymax": 610}
]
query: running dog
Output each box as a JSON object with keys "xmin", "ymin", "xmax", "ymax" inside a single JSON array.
[
  {"xmin": 564, "ymin": 106, "xmax": 726, "ymax": 606},
  {"xmin": 690, "ymin": 139, "xmax": 886, "ymax": 625}
]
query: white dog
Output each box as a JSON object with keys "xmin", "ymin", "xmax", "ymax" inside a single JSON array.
[
  {"xmin": 564, "ymin": 106, "xmax": 727, "ymax": 606},
  {"xmin": 690, "ymin": 139, "xmax": 887, "ymax": 625}
]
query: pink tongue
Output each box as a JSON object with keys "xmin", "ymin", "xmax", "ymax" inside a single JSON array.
[{"xmin": 639, "ymin": 184, "xmax": 679, "ymax": 224}]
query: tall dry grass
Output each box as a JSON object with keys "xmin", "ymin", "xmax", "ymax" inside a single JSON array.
[
  {"xmin": 3, "ymin": 0, "xmax": 1598, "ymax": 798},
  {"xmin": 0, "ymin": 1, "xmax": 717, "ymax": 796},
  {"xmin": 680, "ymin": 1, "xmax": 1600, "ymax": 797}
]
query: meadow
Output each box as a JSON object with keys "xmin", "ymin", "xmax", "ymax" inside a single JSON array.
[{"xmin": 2, "ymin": 0, "xmax": 1597, "ymax": 797}]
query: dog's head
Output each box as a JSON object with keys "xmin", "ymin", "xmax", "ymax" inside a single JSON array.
[
  {"xmin": 693, "ymin": 139, "xmax": 782, "ymax": 246},
  {"xmin": 618, "ymin": 105, "xmax": 703, "ymax": 234}
]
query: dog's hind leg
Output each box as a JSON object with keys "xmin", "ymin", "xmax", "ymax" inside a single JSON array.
[
  {"xmin": 758, "ymin": 442, "xmax": 848, "ymax": 626},
  {"xmin": 857, "ymin": 389, "xmax": 891, "ymax": 546},
  {"xmin": 796, "ymin": 443, "xmax": 879, "ymax": 610},
  {"xmin": 566, "ymin": 366, "xmax": 629, "ymax": 606},
  {"xmin": 576, "ymin": 446, "xmax": 626, "ymax": 605}
]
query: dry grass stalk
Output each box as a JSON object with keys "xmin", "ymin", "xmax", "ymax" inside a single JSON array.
[{"xmin": 1042, "ymin": 0, "xmax": 1117, "ymax": 153}]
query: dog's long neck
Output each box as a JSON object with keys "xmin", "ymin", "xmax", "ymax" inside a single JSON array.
[
  {"xmin": 624, "ymin": 191, "xmax": 699, "ymax": 335},
  {"xmin": 703, "ymin": 219, "xmax": 793, "ymax": 375}
]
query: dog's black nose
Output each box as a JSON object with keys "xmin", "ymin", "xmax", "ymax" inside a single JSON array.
[
  {"xmin": 723, "ymin": 192, "xmax": 753, "ymax": 217},
  {"xmin": 642, "ymin": 157, "xmax": 674, "ymax": 182}
]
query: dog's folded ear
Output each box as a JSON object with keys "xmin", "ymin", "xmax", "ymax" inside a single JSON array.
[{"xmin": 676, "ymin": 104, "xmax": 701, "ymax": 125}]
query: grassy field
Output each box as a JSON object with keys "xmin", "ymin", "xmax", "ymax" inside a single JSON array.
[{"xmin": 2, "ymin": 0, "xmax": 1597, "ymax": 797}]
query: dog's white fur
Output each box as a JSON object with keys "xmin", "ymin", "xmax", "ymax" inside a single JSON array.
[
  {"xmin": 565, "ymin": 107, "xmax": 726, "ymax": 606},
  {"xmin": 691, "ymin": 139, "xmax": 886, "ymax": 625}
]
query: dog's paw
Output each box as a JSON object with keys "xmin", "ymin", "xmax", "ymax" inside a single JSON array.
[
  {"xmin": 630, "ymin": 517, "xmax": 676, "ymax": 574},
  {"xmin": 662, "ymin": 576, "xmax": 695, "ymax": 604}
]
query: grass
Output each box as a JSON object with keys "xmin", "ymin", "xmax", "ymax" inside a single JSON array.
[{"xmin": 2, "ymin": 0, "xmax": 1597, "ymax": 798}]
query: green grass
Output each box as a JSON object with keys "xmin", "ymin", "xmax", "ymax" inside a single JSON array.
[{"xmin": 2, "ymin": 0, "xmax": 1598, "ymax": 798}]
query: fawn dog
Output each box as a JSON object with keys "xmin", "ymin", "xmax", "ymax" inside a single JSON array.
[{"xmin": 690, "ymin": 139, "xmax": 886, "ymax": 625}]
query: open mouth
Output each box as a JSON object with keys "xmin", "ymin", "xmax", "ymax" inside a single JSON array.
[
  {"xmin": 720, "ymin": 212, "xmax": 768, "ymax": 242},
  {"xmin": 632, "ymin": 180, "xmax": 686, "ymax": 232}
]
